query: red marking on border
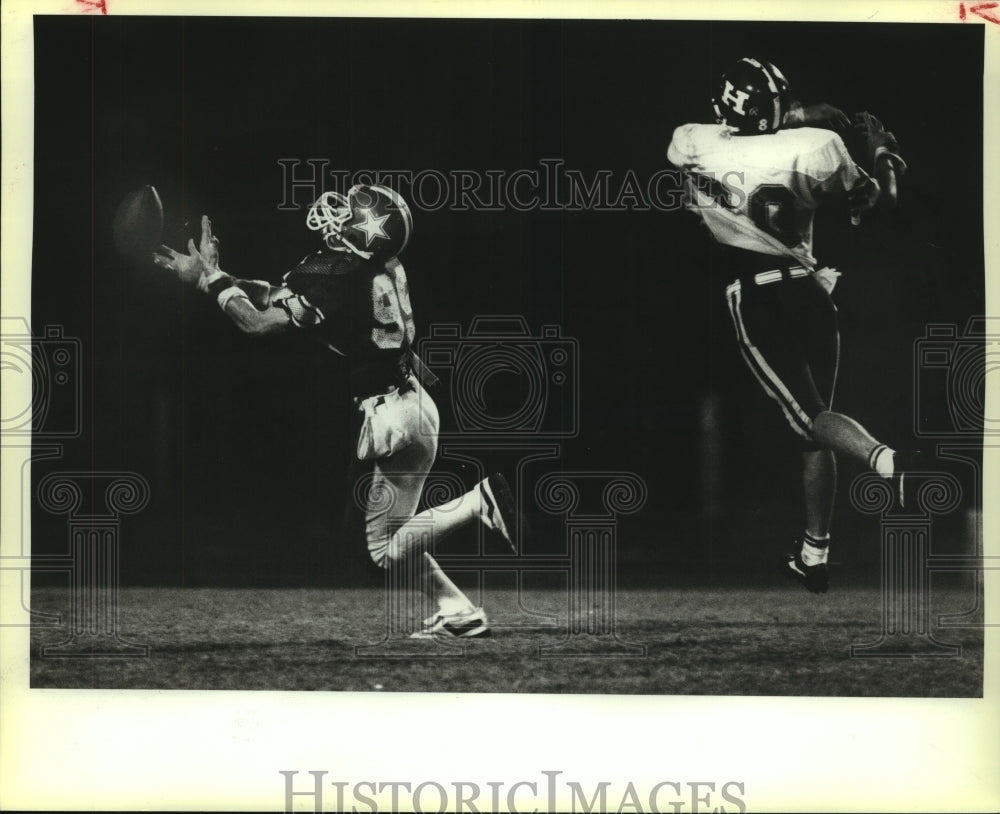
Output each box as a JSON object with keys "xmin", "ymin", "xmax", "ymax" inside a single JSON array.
[
  {"xmin": 968, "ymin": 2, "xmax": 1000, "ymax": 23},
  {"xmin": 959, "ymin": 2, "xmax": 966, "ymax": 20},
  {"xmin": 76, "ymin": 0, "xmax": 108, "ymax": 13}
]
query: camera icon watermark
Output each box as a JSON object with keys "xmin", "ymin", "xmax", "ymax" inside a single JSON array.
[
  {"xmin": 1, "ymin": 318, "xmax": 149, "ymax": 656},
  {"xmin": 2, "ymin": 318, "xmax": 82, "ymax": 628},
  {"xmin": 913, "ymin": 317, "xmax": 1000, "ymax": 438},
  {"xmin": 1, "ymin": 317, "xmax": 82, "ymax": 439},
  {"xmin": 416, "ymin": 316, "xmax": 579, "ymax": 441}
]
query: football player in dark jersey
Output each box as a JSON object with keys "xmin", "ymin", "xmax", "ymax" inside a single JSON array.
[
  {"xmin": 667, "ymin": 58, "xmax": 914, "ymax": 594},
  {"xmin": 153, "ymin": 185, "xmax": 517, "ymax": 638}
]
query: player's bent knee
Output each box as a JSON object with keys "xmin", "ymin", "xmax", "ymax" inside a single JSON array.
[{"xmin": 813, "ymin": 409, "xmax": 833, "ymax": 426}]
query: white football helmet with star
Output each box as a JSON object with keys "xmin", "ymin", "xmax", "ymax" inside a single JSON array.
[{"xmin": 306, "ymin": 184, "xmax": 413, "ymax": 263}]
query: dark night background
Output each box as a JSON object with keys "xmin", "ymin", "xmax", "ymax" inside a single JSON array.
[{"xmin": 29, "ymin": 17, "xmax": 984, "ymax": 587}]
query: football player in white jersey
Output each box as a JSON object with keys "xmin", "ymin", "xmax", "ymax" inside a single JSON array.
[
  {"xmin": 153, "ymin": 185, "xmax": 518, "ymax": 637},
  {"xmin": 668, "ymin": 57, "xmax": 913, "ymax": 593}
]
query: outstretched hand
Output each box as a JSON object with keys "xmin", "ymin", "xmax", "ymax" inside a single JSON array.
[
  {"xmin": 199, "ymin": 215, "xmax": 221, "ymax": 268},
  {"xmin": 152, "ymin": 239, "xmax": 210, "ymax": 286},
  {"xmin": 152, "ymin": 215, "xmax": 222, "ymax": 287}
]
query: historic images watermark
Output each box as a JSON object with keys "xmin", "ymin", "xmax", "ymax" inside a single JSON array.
[
  {"xmin": 279, "ymin": 770, "xmax": 748, "ymax": 814},
  {"xmin": 276, "ymin": 159, "xmax": 747, "ymax": 214}
]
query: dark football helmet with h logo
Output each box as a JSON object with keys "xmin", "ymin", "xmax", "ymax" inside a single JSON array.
[
  {"xmin": 306, "ymin": 184, "xmax": 414, "ymax": 263},
  {"xmin": 712, "ymin": 57, "xmax": 791, "ymax": 135}
]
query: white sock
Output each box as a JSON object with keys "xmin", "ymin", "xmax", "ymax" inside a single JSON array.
[
  {"xmin": 437, "ymin": 596, "xmax": 474, "ymax": 616},
  {"xmin": 801, "ymin": 533, "xmax": 830, "ymax": 566},
  {"xmin": 424, "ymin": 553, "xmax": 476, "ymax": 617},
  {"xmin": 478, "ymin": 478, "xmax": 503, "ymax": 531},
  {"xmin": 870, "ymin": 444, "xmax": 896, "ymax": 477}
]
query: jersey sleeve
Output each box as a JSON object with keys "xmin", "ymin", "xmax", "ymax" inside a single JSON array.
[
  {"xmin": 271, "ymin": 286, "xmax": 323, "ymax": 329},
  {"xmin": 793, "ymin": 131, "xmax": 861, "ymax": 206},
  {"xmin": 287, "ymin": 253, "xmax": 352, "ymax": 312}
]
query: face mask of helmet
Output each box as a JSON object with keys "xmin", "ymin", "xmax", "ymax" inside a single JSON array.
[{"xmin": 306, "ymin": 191, "xmax": 354, "ymax": 251}]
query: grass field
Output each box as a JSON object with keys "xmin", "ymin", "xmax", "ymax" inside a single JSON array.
[{"xmin": 29, "ymin": 580, "xmax": 983, "ymax": 696}]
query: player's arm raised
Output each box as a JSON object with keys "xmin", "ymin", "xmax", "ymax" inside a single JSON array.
[
  {"xmin": 845, "ymin": 112, "xmax": 905, "ymax": 210},
  {"xmin": 782, "ymin": 100, "xmax": 894, "ymax": 213},
  {"xmin": 783, "ymin": 101, "xmax": 851, "ymax": 133},
  {"xmin": 206, "ymin": 274, "xmax": 294, "ymax": 336},
  {"xmin": 153, "ymin": 215, "xmax": 293, "ymax": 336}
]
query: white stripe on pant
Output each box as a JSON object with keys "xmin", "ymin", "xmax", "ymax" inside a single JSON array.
[{"xmin": 725, "ymin": 281, "xmax": 815, "ymax": 440}]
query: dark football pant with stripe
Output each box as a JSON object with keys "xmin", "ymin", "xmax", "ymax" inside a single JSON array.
[{"xmin": 726, "ymin": 275, "xmax": 840, "ymax": 446}]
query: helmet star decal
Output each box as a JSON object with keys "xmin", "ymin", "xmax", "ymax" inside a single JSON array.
[
  {"xmin": 352, "ymin": 208, "xmax": 391, "ymax": 246},
  {"xmin": 306, "ymin": 185, "xmax": 412, "ymax": 262}
]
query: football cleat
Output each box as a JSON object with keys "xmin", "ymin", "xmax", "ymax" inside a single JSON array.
[
  {"xmin": 410, "ymin": 607, "xmax": 491, "ymax": 639},
  {"xmin": 783, "ymin": 551, "xmax": 829, "ymax": 594},
  {"xmin": 306, "ymin": 184, "xmax": 413, "ymax": 263},
  {"xmin": 480, "ymin": 473, "xmax": 519, "ymax": 554},
  {"xmin": 713, "ymin": 57, "xmax": 791, "ymax": 135}
]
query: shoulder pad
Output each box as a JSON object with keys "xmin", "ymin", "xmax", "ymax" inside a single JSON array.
[
  {"xmin": 667, "ymin": 124, "xmax": 699, "ymax": 167},
  {"xmin": 283, "ymin": 250, "xmax": 364, "ymax": 307},
  {"xmin": 667, "ymin": 123, "xmax": 729, "ymax": 168},
  {"xmin": 285, "ymin": 250, "xmax": 359, "ymax": 289},
  {"xmin": 784, "ymin": 128, "xmax": 852, "ymax": 179},
  {"xmin": 289, "ymin": 250, "xmax": 356, "ymax": 277}
]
